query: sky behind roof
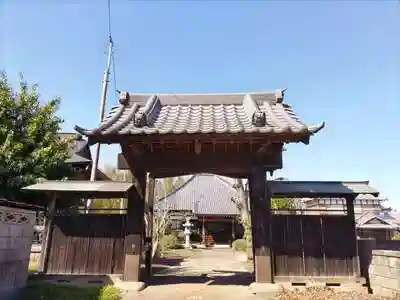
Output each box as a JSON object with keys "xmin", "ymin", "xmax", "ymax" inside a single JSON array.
[{"xmin": 1, "ymin": 1, "xmax": 399, "ymax": 208}]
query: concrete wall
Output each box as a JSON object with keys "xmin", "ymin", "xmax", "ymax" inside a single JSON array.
[
  {"xmin": 0, "ymin": 206, "xmax": 35, "ymax": 299},
  {"xmin": 369, "ymin": 249, "xmax": 400, "ymax": 297}
]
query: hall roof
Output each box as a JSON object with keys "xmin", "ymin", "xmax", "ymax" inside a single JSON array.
[
  {"xmin": 58, "ymin": 133, "xmax": 92, "ymax": 165},
  {"xmin": 155, "ymin": 173, "xmax": 240, "ymax": 216},
  {"xmin": 269, "ymin": 180, "xmax": 380, "ymax": 197},
  {"xmin": 75, "ymin": 90, "xmax": 324, "ymax": 143},
  {"xmin": 23, "ymin": 180, "xmax": 132, "ymax": 198}
]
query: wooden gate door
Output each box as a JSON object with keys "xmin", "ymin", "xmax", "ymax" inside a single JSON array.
[{"xmin": 45, "ymin": 214, "xmax": 127, "ymax": 275}]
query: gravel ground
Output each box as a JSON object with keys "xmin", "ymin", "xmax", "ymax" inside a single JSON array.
[{"xmin": 275, "ymin": 287, "xmax": 400, "ymax": 300}]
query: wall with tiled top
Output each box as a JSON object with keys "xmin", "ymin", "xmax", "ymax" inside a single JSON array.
[{"xmin": 369, "ymin": 250, "xmax": 400, "ymax": 297}]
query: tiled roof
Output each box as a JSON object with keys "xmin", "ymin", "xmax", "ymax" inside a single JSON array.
[
  {"xmin": 154, "ymin": 174, "xmax": 240, "ymax": 216},
  {"xmin": 59, "ymin": 133, "xmax": 92, "ymax": 164},
  {"xmin": 356, "ymin": 210, "xmax": 400, "ymax": 227},
  {"xmin": 23, "ymin": 180, "xmax": 132, "ymax": 198},
  {"xmin": 270, "ymin": 180, "xmax": 380, "ymax": 197},
  {"xmin": 75, "ymin": 90, "xmax": 324, "ymax": 139},
  {"xmin": 301, "ymin": 193, "xmax": 383, "ymax": 203}
]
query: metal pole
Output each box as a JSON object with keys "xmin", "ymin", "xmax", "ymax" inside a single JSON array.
[
  {"xmin": 90, "ymin": 40, "xmax": 113, "ymax": 182},
  {"xmin": 86, "ymin": 39, "xmax": 113, "ymax": 211}
]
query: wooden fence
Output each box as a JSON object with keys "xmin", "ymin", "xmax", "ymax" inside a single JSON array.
[
  {"xmin": 272, "ymin": 214, "xmax": 357, "ymax": 282},
  {"xmin": 44, "ymin": 211, "xmax": 362, "ymax": 282},
  {"xmin": 45, "ymin": 214, "xmax": 127, "ymax": 275}
]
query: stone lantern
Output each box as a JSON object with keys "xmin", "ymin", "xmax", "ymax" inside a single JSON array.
[{"xmin": 183, "ymin": 216, "xmax": 193, "ymax": 249}]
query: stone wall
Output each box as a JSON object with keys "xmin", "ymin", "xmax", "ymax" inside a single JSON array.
[
  {"xmin": 369, "ymin": 249, "xmax": 400, "ymax": 297},
  {"xmin": 0, "ymin": 206, "xmax": 35, "ymax": 299}
]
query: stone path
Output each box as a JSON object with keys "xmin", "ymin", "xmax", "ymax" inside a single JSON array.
[{"xmin": 123, "ymin": 248, "xmax": 265, "ymax": 300}]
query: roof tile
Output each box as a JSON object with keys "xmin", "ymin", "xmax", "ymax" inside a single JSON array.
[
  {"xmin": 155, "ymin": 174, "xmax": 240, "ymax": 216},
  {"xmin": 75, "ymin": 91, "xmax": 324, "ymax": 138}
]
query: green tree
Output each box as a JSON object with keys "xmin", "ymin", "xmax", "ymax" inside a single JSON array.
[
  {"xmin": 392, "ymin": 234, "xmax": 400, "ymax": 241},
  {"xmin": 271, "ymin": 196, "xmax": 295, "ymax": 209},
  {"xmin": 163, "ymin": 177, "xmax": 174, "ymax": 195},
  {"xmin": 0, "ymin": 72, "xmax": 71, "ymax": 199},
  {"xmin": 90, "ymin": 165, "xmax": 131, "ymax": 212}
]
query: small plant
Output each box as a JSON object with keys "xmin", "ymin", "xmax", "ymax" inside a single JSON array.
[
  {"xmin": 392, "ymin": 234, "xmax": 400, "ymax": 240},
  {"xmin": 232, "ymin": 239, "xmax": 247, "ymax": 252},
  {"xmin": 98, "ymin": 285, "xmax": 121, "ymax": 300},
  {"xmin": 161, "ymin": 234, "xmax": 183, "ymax": 253}
]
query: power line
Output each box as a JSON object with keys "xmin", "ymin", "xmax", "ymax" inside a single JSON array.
[
  {"xmin": 107, "ymin": 0, "xmax": 113, "ymax": 42},
  {"xmin": 107, "ymin": 0, "xmax": 119, "ymax": 99},
  {"xmin": 112, "ymin": 47, "xmax": 118, "ymax": 99}
]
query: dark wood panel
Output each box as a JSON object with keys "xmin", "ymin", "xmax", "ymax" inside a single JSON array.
[
  {"xmin": 272, "ymin": 214, "xmax": 357, "ymax": 280},
  {"xmin": 46, "ymin": 214, "xmax": 127, "ymax": 275},
  {"xmin": 322, "ymin": 216, "xmax": 352, "ymax": 277},
  {"xmin": 303, "ymin": 216, "xmax": 324, "ymax": 276}
]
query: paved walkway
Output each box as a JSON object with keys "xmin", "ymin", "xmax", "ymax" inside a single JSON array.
[{"xmin": 124, "ymin": 248, "xmax": 264, "ymax": 300}]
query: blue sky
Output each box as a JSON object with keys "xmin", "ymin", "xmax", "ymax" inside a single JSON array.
[{"xmin": 1, "ymin": 1, "xmax": 399, "ymax": 208}]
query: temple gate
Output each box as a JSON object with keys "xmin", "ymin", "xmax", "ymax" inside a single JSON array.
[{"xmin": 72, "ymin": 90, "xmax": 325, "ymax": 284}]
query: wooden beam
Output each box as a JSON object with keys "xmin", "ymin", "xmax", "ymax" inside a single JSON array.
[
  {"xmin": 144, "ymin": 174, "xmax": 155, "ymax": 278},
  {"xmin": 118, "ymin": 152, "xmax": 130, "ymax": 170},
  {"xmin": 89, "ymin": 132, "xmax": 310, "ymax": 146},
  {"xmin": 39, "ymin": 194, "xmax": 56, "ymax": 274},
  {"xmin": 249, "ymin": 166, "xmax": 273, "ymax": 283},
  {"xmin": 118, "ymin": 151, "xmax": 282, "ymax": 174},
  {"xmin": 345, "ymin": 195, "xmax": 360, "ymax": 277},
  {"xmin": 123, "ymin": 170, "xmax": 146, "ymax": 282}
]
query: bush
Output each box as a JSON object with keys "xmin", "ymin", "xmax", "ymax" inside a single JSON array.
[
  {"xmin": 98, "ymin": 285, "xmax": 121, "ymax": 300},
  {"xmin": 161, "ymin": 234, "xmax": 183, "ymax": 251},
  {"xmin": 392, "ymin": 234, "xmax": 400, "ymax": 240},
  {"xmin": 232, "ymin": 239, "xmax": 247, "ymax": 252}
]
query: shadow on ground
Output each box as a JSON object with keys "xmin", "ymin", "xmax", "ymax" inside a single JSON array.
[
  {"xmin": 208, "ymin": 270, "xmax": 254, "ymax": 286},
  {"xmin": 152, "ymin": 256, "xmax": 184, "ymax": 266},
  {"xmin": 27, "ymin": 274, "xmax": 115, "ymax": 286},
  {"xmin": 147, "ymin": 270, "xmax": 254, "ymax": 286}
]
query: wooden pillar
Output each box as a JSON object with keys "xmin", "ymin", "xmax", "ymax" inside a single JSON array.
[
  {"xmin": 124, "ymin": 170, "xmax": 146, "ymax": 282},
  {"xmin": 231, "ymin": 217, "xmax": 235, "ymax": 241},
  {"xmin": 201, "ymin": 217, "xmax": 207, "ymax": 246},
  {"xmin": 249, "ymin": 166, "xmax": 273, "ymax": 283},
  {"xmin": 345, "ymin": 195, "xmax": 359, "ymax": 277},
  {"xmin": 144, "ymin": 174, "xmax": 155, "ymax": 277},
  {"xmin": 38, "ymin": 194, "xmax": 56, "ymax": 273}
]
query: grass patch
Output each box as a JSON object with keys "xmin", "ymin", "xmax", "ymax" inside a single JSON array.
[
  {"xmin": 28, "ymin": 260, "xmax": 38, "ymax": 273},
  {"xmin": 20, "ymin": 280, "xmax": 121, "ymax": 300}
]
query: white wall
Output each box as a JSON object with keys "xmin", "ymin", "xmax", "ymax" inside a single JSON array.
[{"xmin": 0, "ymin": 206, "xmax": 35, "ymax": 299}]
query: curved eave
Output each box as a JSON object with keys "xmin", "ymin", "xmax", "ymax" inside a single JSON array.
[
  {"xmin": 74, "ymin": 124, "xmax": 97, "ymax": 137},
  {"xmin": 308, "ymin": 121, "xmax": 325, "ymax": 135},
  {"xmin": 74, "ymin": 91, "xmax": 326, "ymax": 144},
  {"xmin": 75, "ymin": 121, "xmax": 326, "ymax": 138}
]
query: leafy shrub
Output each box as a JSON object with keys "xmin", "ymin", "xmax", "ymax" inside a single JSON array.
[
  {"xmin": 232, "ymin": 239, "xmax": 247, "ymax": 252},
  {"xmin": 98, "ymin": 285, "xmax": 121, "ymax": 300},
  {"xmin": 161, "ymin": 234, "xmax": 183, "ymax": 251},
  {"xmin": 392, "ymin": 234, "xmax": 400, "ymax": 240}
]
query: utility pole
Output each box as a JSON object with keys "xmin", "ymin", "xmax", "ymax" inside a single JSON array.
[{"xmin": 86, "ymin": 38, "xmax": 113, "ymax": 211}]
